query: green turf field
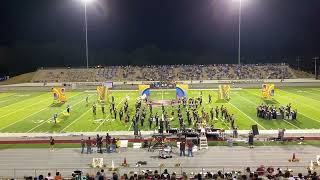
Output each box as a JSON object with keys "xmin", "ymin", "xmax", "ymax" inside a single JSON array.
[{"xmin": 0, "ymin": 87, "xmax": 320, "ymax": 133}]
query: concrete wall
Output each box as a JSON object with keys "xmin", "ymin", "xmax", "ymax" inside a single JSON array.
[{"xmin": 1, "ymin": 79, "xmax": 320, "ymax": 92}]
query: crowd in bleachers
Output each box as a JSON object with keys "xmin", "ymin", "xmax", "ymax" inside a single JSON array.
[
  {"xmin": 24, "ymin": 166, "xmax": 319, "ymax": 180},
  {"xmin": 32, "ymin": 64, "xmax": 297, "ymax": 83}
]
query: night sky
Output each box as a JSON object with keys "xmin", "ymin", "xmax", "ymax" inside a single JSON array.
[{"xmin": 1, "ymin": 0, "xmax": 320, "ymax": 75}]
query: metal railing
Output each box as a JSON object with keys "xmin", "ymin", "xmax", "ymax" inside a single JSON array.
[{"xmin": 0, "ymin": 165, "xmax": 312, "ymax": 179}]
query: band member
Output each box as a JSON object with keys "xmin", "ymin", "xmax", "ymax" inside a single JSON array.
[
  {"xmin": 159, "ymin": 119, "xmax": 164, "ymax": 134},
  {"xmin": 149, "ymin": 103, "xmax": 153, "ymax": 114},
  {"xmin": 215, "ymin": 106, "xmax": 219, "ymax": 119},
  {"xmin": 208, "ymin": 94, "xmax": 212, "ymax": 103},
  {"xmin": 188, "ymin": 115, "xmax": 192, "ymax": 126},
  {"xmin": 125, "ymin": 113, "xmax": 129, "ymax": 123},
  {"xmin": 101, "ymin": 102, "xmax": 105, "ymax": 114},
  {"xmin": 114, "ymin": 108, "xmax": 117, "ymax": 119},
  {"xmin": 140, "ymin": 115, "xmax": 145, "ymax": 127},
  {"xmin": 66, "ymin": 104, "xmax": 70, "ymax": 114},
  {"xmin": 220, "ymin": 105, "xmax": 224, "ymax": 118},
  {"xmin": 53, "ymin": 113, "xmax": 58, "ymax": 124},
  {"xmin": 149, "ymin": 114, "xmax": 153, "ymax": 129},
  {"xmin": 92, "ymin": 103, "xmax": 97, "ymax": 116},
  {"xmin": 210, "ymin": 108, "xmax": 214, "ymax": 121},
  {"xmin": 231, "ymin": 114, "xmax": 235, "ymax": 129},
  {"xmin": 119, "ymin": 108, "xmax": 123, "ymax": 121},
  {"xmin": 86, "ymin": 96, "xmax": 89, "ymax": 104},
  {"xmin": 124, "ymin": 100, "xmax": 128, "ymax": 113},
  {"xmin": 165, "ymin": 119, "xmax": 169, "ymax": 133},
  {"xmin": 155, "ymin": 113, "xmax": 159, "ymax": 127},
  {"xmin": 109, "ymin": 104, "xmax": 113, "ymax": 115},
  {"xmin": 111, "ymin": 101, "xmax": 115, "ymax": 111}
]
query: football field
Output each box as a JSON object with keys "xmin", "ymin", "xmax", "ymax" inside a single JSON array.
[{"xmin": 0, "ymin": 87, "xmax": 320, "ymax": 133}]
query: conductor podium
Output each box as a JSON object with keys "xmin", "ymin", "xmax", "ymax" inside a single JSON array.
[
  {"xmin": 148, "ymin": 133, "xmax": 171, "ymax": 152},
  {"xmin": 149, "ymin": 133, "xmax": 173, "ymax": 159}
]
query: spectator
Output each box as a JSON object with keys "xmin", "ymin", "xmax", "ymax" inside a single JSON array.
[
  {"xmin": 187, "ymin": 140, "xmax": 193, "ymax": 157},
  {"xmin": 95, "ymin": 171, "xmax": 101, "ymax": 180},
  {"xmin": 46, "ymin": 173, "xmax": 54, "ymax": 180},
  {"xmin": 111, "ymin": 172, "xmax": 118, "ymax": 180},
  {"xmin": 49, "ymin": 137, "xmax": 55, "ymax": 152},
  {"xmin": 99, "ymin": 169, "xmax": 106, "ymax": 180},
  {"xmin": 180, "ymin": 140, "xmax": 186, "ymax": 157},
  {"xmin": 81, "ymin": 136, "xmax": 86, "ymax": 154},
  {"xmin": 86, "ymin": 137, "xmax": 92, "ymax": 154},
  {"xmin": 54, "ymin": 172, "xmax": 62, "ymax": 180},
  {"xmin": 106, "ymin": 133, "xmax": 111, "ymax": 153},
  {"xmin": 38, "ymin": 175, "xmax": 44, "ymax": 180},
  {"xmin": 161, "ymin": 169, "xmax": 170, "ymax": 179}
]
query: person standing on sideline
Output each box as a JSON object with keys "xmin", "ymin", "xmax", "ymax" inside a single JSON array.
[
  {"xmin": 180, "ymin": 140, "xmax": 186, "ymax": 157},
  {"xmin": 86, "ymin": 137, "xmax": 92, "ymax": 154},
  {"xmin": 49, "ymin": 136, "xmax": 55, "ymax": 151},
  {"xmin": 80, "ymin": 136, "xmax": 86, "ymax": 154},
  {"xmin": 106, "ymin": 133, "xmax": 111, "ymax": 153},
  {"xmin": 187, "ymin": 140, "xmax": 193, "ymax": 157}
]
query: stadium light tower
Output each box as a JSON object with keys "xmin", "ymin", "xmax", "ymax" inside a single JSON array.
[
  {"xmin": 234, "ymin": 0, "xmax": 242, "ymax": 65},
  {"xmin": 313, "ymin": 57, "xmax": 319, "ymax": 79},
  {"xmin": 81, "ymin": 0, "xmax": 93, "ymax": 69}
]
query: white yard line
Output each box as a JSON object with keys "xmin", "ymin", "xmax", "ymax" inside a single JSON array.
[
  {"xmin": 277, "ymin": 90, "xmax": 319, "ymax": 111},
  {"xmin": 161, "ymin": 90, "xmax": 164, "ymax": 101},
  {"xmin": 94, "ymin": 99, "xmax": 124, "ymax": 131},
  {"xmin": 227, "ymin": 100, "xmax": 266, "ymax": 130},
  {"xmin": 283, "ymin": 120, "xmax": 300, "ymax": 129},
  {"xmin": 0, "ymin": 107, "xmax": 50, "ymax": 131},
  {"xmin": 60, "ymin": 108, "xmax": 92, "ymax": 132},
  {"xmin": 274, "ymin": 91, "xmax": 320, "ymax": 123},
  {"xmin": 0, "ymin": 93, "xmax": 46, "ymax": 110},
  {"xmin": 0, "ymin": 96, "xmax": 53, "ymax": 119},
  {"xmin": 0, "ymin": 93, "xmax": 82, "ymax": 132},
  {"xmin": 26, "ymin": 94, "xmax": 88, "ymax": 133}
]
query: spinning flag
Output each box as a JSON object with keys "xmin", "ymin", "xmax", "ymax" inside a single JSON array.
[
  {"xmin": 138, "ymin": 85, "xmax": 150, "ymax": 99},
  {"xmin": 176, "ymin": 84, "xmax": 188, "ymax": 98},
  {"xmin": 262, "ymin": 84, "xmax": 275, "ymax": 98},
  {"xmin": 218, "ymin": 85, "xmax": 231, "ymax": 100},
  {"xmin": 97, "ymin": 84, "xmax": 109, "ymax": 102},
  {"xmin": 52, "ymin": 88, "xmax": 66, "ymax": 102}
]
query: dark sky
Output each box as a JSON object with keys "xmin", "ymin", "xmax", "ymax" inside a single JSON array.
[{"xmin": 1, "ymin": 0, "xmax": 320, "ymax": 75}]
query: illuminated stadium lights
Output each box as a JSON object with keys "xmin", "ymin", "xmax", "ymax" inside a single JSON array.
[
  {"xmin": 81, "ymin": 0, "xmax": 95, "ymax": 69},
  {"xmin": 235, "ymin": 0, "xmax": 242, "ymax": 65},
  {"xmin": 81, "ymin": 0, "xmax": 94, "ymax": 4}
]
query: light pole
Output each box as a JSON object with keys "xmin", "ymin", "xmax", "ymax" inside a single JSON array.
[
  {"xmin": 82, "ymin": 0, "xmax": 91, "ymax": 69},
  {"xmin": 313, "ymin": 57, "xmax": 319, "ymax": 79},
  {"xmin": 296, "ymin": 57, "xmax": 300, "ymax": 71},
  {"xmin": 238, "ymin": 0, "xmax": 242, "ymax": 65}
]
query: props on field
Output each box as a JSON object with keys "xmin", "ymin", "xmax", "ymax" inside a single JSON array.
[
  {"xmin": 52, "ymin": 88, "xmax": 66, "ymax": 102},
  {"xmin": 262, "ymin": 84, "xmax": 275, "ymax": 98},
  {"xmin": 176, "ymin": 84, "xmax": 188, "ymax": 98},
  {"xmin": 218, "ymin": 85, "xmax": 230, "ymax": 100},
  {"xmin": 138, "ymin": 85, "xmax": 150, "ymax": 99},
  {"xmin": 92, "ymin": 158, "xmax": 104, "ymax": 168},
  {"xmin": 97, "ymin": 85, "xmax": 109, "ymax": 102}
]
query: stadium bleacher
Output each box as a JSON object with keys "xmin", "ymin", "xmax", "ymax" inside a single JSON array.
[{"xmin": 31, "ymin": 64, "xmax": 299, "ymax": 83}]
